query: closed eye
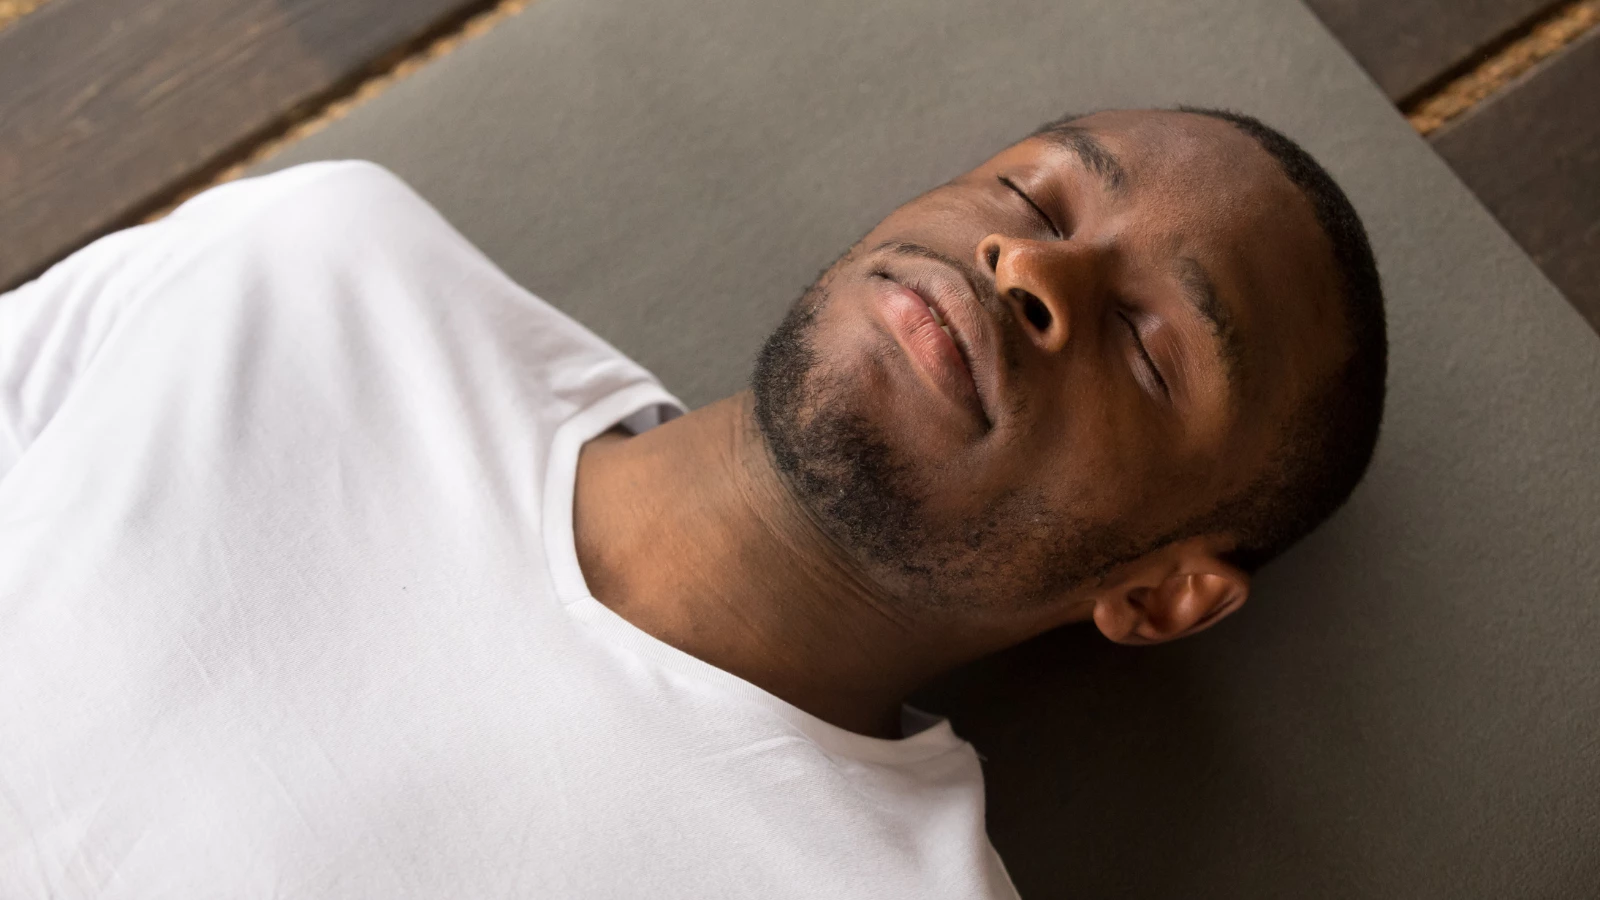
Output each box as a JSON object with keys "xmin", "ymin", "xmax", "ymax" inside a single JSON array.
[
  {"xmin": 998, "ymin": 175, "xmax": 1061, "ymax": 239},
  {"xmin": 1118, "ymin": 310, "xmax": 1170, "ymax": 399}
]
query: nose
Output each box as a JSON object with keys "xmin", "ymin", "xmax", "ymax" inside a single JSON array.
[{"xmin": 975, "ymin": 233, "xmax": 1089, "ymax": 355}]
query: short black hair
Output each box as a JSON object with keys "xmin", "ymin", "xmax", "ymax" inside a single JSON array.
[{"xmin": 1033, "ymin": 107, "xmax": 1388, "ymax": 573}]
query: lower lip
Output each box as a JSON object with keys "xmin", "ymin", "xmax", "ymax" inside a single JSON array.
[{"xmin": 874, "ymin": 279, "xmax": 984, "ymax": 419}]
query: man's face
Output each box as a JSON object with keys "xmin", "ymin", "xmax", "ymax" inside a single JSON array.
[{"xmin": 752, "ymin": 110, "xmax": 1344, "ymax": 614}]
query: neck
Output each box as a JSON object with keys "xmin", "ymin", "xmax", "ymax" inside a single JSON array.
[{"xmin": 572, "ymin": 392, "xmax": 1033, "ymax": 739}]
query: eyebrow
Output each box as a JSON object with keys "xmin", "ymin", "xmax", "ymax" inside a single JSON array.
[
  {"xmin": 1032, "ymin": 124, "xmax": 1127, "ymax": 194},
  {"xmin": 1175, "ymin": 255, "xmax": 1244, "ymax": 382}
]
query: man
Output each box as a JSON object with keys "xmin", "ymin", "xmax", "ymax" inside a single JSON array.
[{"xmin": 1, "ymin": 107, "xmax": 1384, "ymax": 898}]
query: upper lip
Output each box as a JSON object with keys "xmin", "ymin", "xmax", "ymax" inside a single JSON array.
[{"xmin": 887, "ymin": 261, "xmax": 1002, "ymax": 429}]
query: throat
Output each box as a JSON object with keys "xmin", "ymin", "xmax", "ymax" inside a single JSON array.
[{"xmin": 570, "ymin": 394, "xmax": 944, "ymax": 740}]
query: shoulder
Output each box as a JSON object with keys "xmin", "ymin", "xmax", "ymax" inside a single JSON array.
[
  {"xmin": 167, "ymin": 160, "xmax": 446, "ymax": 252},
  {"xmin": 145, "ymin": 160, "xmax": 511, "ymax": 312},
  {"xmin": 170, "ymin": 160, "xmax": 418, "ymax": 218}
]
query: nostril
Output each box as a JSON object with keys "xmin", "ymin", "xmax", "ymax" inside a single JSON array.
[
  {"xmin": 985, "ymin": 245, "xmax": 1000, "ymax": 271},
  {"xmin": 1016, "ymin": 290, "xmax": 1052, "ymax": 331}
]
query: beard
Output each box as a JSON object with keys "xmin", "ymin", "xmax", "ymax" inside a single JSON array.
[
  {"xmin": 750, "ymin": 250, "xmax": 1149, "ymax": 614},
  {"xmin": 751, "ymin": 282, "xmax": 928, "ymax": 567}
]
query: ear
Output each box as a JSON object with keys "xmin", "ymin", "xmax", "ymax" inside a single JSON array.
[{"xmin": 1090, "ymin": 536, "xmax": 1250, "ymax": 646}]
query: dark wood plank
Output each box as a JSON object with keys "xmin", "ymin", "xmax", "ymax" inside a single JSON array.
[
  {"xmin": 1304, "ymin": 0, "xmax": 1556, "ymax": 100},
  {"xmin": 1430, "ymin": 25, "xmax": 1600, "ymax": 332},
  {"xmin": 0, "ymin": 0, "xmax": 494, "ymax": 292}
]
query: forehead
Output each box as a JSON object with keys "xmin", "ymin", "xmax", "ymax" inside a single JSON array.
[
  {"xmin": 1028, "ymin": 110, "xmax": 1347, "ymax": 434},
  {"xmin": 1075, "ymin": 110, "xmax": 1283, "ymax": 203}
]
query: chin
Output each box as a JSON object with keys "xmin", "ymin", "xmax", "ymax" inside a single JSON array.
[{"xmin": 752, "ymin": 288, "xmax": 987, "ymax": 602}]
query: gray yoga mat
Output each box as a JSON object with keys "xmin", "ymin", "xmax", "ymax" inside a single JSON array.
[{"xmin": 258, "ymin": 1, "xmax": 1600, "ymax": 896}]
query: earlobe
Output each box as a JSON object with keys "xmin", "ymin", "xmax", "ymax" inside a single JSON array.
[{"xmin": 1091, "ymin": 590, "xmax": 1148, "ymax": 645}]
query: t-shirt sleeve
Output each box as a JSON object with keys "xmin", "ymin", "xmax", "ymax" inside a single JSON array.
[
  {"xmin": 0, "ymin": 219, "xmax": 189, "ymax": 483},
  {"xmin": 0, "ymin": 160, "xmax": 421, "ymax": 485}
]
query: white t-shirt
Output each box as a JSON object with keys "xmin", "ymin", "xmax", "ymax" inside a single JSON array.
[{"xmin": 0, "ymin": 161, "xmax": 1018, "ymax": 899}]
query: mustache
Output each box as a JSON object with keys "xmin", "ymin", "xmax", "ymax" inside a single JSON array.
[{"xmin": 871, "ymin": 240, "xmax": 998, "ymax": 310}]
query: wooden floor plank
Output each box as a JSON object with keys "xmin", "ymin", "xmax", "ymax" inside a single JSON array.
[
  {"xmin": 0, "ymin": 0, "xmax": 55, "ymax": 32},
  {"xmin": 1430, "ymin": 25, "xmax": 1600, "ymax": 331},
  {"xmin": 1305, "ymin": 0, "xmax": 1557, "ymax": 101},
  {"xmin": 0, "ymin": 0, "xmax": 494, "ymax": 292}
]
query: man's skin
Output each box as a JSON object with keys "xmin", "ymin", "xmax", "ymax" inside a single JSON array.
[{"xmin": 573, "ymin": 109, "xmax": 1348, "ymax": 739}]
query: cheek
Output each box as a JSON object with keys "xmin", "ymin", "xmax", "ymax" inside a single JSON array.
[{"xmin": 1010, "ymin": 374, "xmax": 1174, "ymax": 521}]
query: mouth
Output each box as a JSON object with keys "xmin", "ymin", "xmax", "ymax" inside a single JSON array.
[{"xmin": 871, "ymin": 270, "xmax": 992, "ymax": 430}]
